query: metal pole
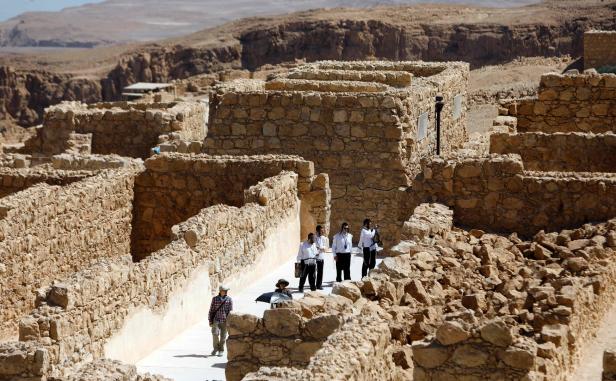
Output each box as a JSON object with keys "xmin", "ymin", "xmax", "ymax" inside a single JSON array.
[{"xmin": 435, "ymin": 95, "xmax": 445, "ymax": 156}]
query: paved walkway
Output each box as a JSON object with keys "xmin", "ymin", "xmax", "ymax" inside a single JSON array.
[{"xmin": 137, "ymin": 248, "xmax": 379, "ymax": 381}]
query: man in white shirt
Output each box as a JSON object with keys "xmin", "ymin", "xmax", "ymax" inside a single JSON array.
[
  {"xmin": 331, "ymin": 222, "xmax": 353, "ymax": 282},
  {"xmin": 359, "ymin": 218, "xmax": 379, "ymax": 278},
  {"xmin": 314, "ymin": 225, "xmax": 328, "ymax": 290},
  {"xmin": 296, "ymin": 233, "xmax": 317, "ymax": 292}
]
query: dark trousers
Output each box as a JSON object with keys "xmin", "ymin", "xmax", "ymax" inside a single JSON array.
[
  {"xmin": 362, "ymin": 247, "xmax": 377, "ymax": 277},
  {"xmin": 335, "ymin": 253, "xmax": 351, "ymax": 282},
  {"xmin": 299, "ymin": 261, "xmax": 316, "ymax": 291},
  {"xmin": 316, "ymin": 259, "xmax": 324, "ymax": 288}
]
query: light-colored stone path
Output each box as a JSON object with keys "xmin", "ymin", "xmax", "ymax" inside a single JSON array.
[
  {"xmin": 571, "ymin": 301, "xmax": 616, "ymax": 381},
  {"xmin": 137, "ymin": 248, "xmax": 379, "ymax": 381}
]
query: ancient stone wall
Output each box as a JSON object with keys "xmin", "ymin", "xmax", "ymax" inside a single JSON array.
[
  {"xmin": 409, "ymin": 155, "xmax": 616, "ymax": 237},
  {"xmin": 412, "ymin": 219, "xmax": 616, "ymax": 381},
  {"xmin": 505, "ymin": 72, "xmax": 616, "ymax": 134},
  {"xmin": 239, "ymin": 210, "xmax": 616, "ymax": 381},
  {"xmin": 585, "ymin": 31, "xmax": 616, "ymax": 70},
  {"xmin": 0, "ymin": 169, "xmax": 323, "ymax": 379},
  {"xmin": 0, "ymin": 169, "xmax": 139, "ymax": 340},
  {"xmin": 23, "ymin": 101, "xmax": 206, "ymax": 159},
  {"xmin": 0, "ymin": 154, "xmax": 141, "ymax": 198},
  {"xmin": 206, "ymin": 61, "xmax": 468, "ymax": 244},
  {"xmin": 131, "ymin": 153, "xmax": 330, "ymax": 259},
  {"xmin": 490, "ymin": 132, "xmax": 616, "ymax": 172},
  {"xmin": 0, "ymin": 166, "xmax": 92, "ymax": 198}
]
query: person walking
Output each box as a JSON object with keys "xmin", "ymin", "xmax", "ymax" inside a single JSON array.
[
  {"xmin": 359, "ymin": 218, "xmax": 379, "ymax": 278},
  {"xmin": 314, "ymin": 225, "xmax": 328, "ymax": 290},
  {"xmin": 296, "ymin": 233, "xmax": 317, "ymax": 292},
  {"xmin": 332, "ymin": 222, "xmax": 353, "ymax": 282},
  {"xmin": 208, "ymin": 285, "xmax": 233, "ymax": 357}
]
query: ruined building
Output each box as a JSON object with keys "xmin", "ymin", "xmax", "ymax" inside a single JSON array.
[
  {"xmin": 0, "ymin": 50, "xmax": 616, "ymax": 381},
  {"xmin": 206, "ymin": 61, "xmax": 469, "ymax": 243}
]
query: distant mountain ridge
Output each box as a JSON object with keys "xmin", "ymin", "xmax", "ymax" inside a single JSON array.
[{"xmin": 0, "ymin": 0, "xmax": 542, "ymax": 48}]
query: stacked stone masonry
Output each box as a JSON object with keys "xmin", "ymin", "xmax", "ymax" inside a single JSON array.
[
  {"xmin": 21, "ymin": 101, "xmax": 206, "ymax": 159},
  {"xmin": 504, "ymin": 72, "xmax": 616, "ymax": 134},
  {"xmin": 408, "ymin": 155, "xmax": 616, "ymax": 237},
  {"xmin": 584, "ymin": 30, "xmax": 616, "ymax": 70},
  {"xmin": 206, "ymin": 60, "xmax": 469, "ymax": 244},
  {"xmin": 0, "ymin": 153, "xmax": 331, "ymax": 380},
  {"xmin": 237, "ymin": 204, "xmax": 616, "ymax": 381},
  {"xmin": 490, "ymin": 132, "xmax": 616, "ymax": 173},
  {"xmin": 0, "ymin": 168, "xmax": 139, "ymax": 341},
  {"xmin": 131, "ymin": 153, "xmax": 330, "ymax": 259}
]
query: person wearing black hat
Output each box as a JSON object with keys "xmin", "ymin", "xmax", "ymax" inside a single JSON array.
[{"xmin": 274, "ymin": 279, "xmax": 293, "ymax": 299}]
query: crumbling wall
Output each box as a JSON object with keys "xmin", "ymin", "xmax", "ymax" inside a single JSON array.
[
  {"xmin": 490, "ymin": 132, "xmax": 616, "ymax": 172},
  {"xmin": 0, "ymin": 169, "xmax": 139, "ymax": 340},
  {"xmin": 23, "ymin": 101, "xmax": 206, "ymax": 159},
  {"xmin": 0, "ymin": 154, "xmax": 141, "ymax": 197},
  {"xmin": 410, "ymin": 155, "xmax": 616, "ymax": 237},
  {"xmin": 0, "ymin": 167, "xmax": 92, "ymax": 198},
  {"xmin": 505, "ymin": 72, "xmax": 616, "ymax": 133},
  {"xmin": 226, "ymin": 293, "xmax": 352, "ymax": 380},
  {"xmin": 131, "ymin": 153, "xmax": 330, "ymax": 259},
  {"xmin": 3, "ymin": 170, "xmax": 320, "ymax": 379},
  {"xmin": 411, "ymin": 219, "xmax": 616, "ymax": 381},
  {"xmin": 206, "ymin": 61, "xmax": 468, "ymax": 244},
  {"xmin": 585, "ymin": 30, "xmax": 616, "ymax": 70}
]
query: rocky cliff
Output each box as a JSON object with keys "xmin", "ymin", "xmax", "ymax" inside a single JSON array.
[
  {"xmin": 3, "ymin": 2, "xmax": 616, "ymax": 127},
  {"xmin": 0, "ymin": 66, "xmax": 101, "ymax": 126}
]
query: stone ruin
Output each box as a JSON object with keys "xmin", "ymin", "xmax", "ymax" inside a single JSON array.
[
  {"xmin": 204, "ymin": 60, "xmax": 469, "ymax": 244},
  {"xmin": 0, "ymin": 53, "xmax": 616, "ymax": 381}
]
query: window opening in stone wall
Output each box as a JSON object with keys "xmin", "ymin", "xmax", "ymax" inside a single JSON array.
[
  {"xmin": 453, "ymin": 94, "xmax": 463, "ymax": 120},
  {"xmin": 417, "ymin": 112, "xmax": 428, "ymax": 141}
]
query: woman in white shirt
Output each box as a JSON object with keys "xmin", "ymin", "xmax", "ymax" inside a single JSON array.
[
  {"xmin": 331, "ymin": 222, "xmax": 353, "ymax": 282},
  {"xmin": 359, "ymin": 218, "xmax": 379, "ymax": 277}
]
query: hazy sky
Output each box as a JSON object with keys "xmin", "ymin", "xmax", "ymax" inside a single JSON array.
[{"xmin": 0, "ymin": 0, "xmax": 104, "ymax": 22}]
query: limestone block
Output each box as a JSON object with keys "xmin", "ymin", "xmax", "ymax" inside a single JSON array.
[
  {"xmin": 497, "ymin": 345, "xmax": 536, "ymax": 370},
  {"xmin": 480, "ymin": 319, "xmax": 513, "ymax": 347},
  {"xmin": 331, "ymin": 282, "xmax": 361, "ymax": 302},
  {"xmin": 435, "ymin": 321, "xmax": 470, "ymax": 346},
  {"xmin": 451, "ymin": 345, "xmax": 489, "ymax": 367},
  {"xmin": 303, "ymin": 314, "xmax": 342, "ymax": 339},
  {"xmin": 412, "ymin": 340, "xmax": 450, "ymax": 369},
  {"xmin": 227, "ymin": 313, "xmax": 260, "ymax": 336},
  {"xmin": 263, "ymin": 308, "xmax": 302, "ymax": 337}
]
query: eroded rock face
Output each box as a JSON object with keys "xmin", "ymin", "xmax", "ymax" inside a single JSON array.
[{"xmin": 0, "ymin": 66, "xmax": 101, "ymax": 127}]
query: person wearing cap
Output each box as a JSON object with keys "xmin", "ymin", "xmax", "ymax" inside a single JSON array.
[
  {"xmin": 208, "ymin": 285, "xmax": 233, "ymax": 357},
  {"xmin": 332, "ymin": 222, "xmax": 353, "ymax": 282},
  {"xmin": 274, "ymin": 279, "xmax": 293, "ymax": 299},
  {"xmin": 314, "ymin": 225, "xmax": 329, "ymax": 290},
  {"xmin": 296, "ymin": 233, "xmax": 317, "ymax": 292}
]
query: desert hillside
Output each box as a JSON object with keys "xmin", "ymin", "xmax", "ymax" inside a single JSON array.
[
  {"xmin": 0, "ymin": 0, "xmax": 543, "ymax": 48},
  {"xmin": 0, "ymin": 0, "xmax": 614, "ymax": 131}
]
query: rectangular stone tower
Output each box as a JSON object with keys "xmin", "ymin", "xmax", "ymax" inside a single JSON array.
[{"xmin": 206, "ymin": 61, "xmax": 469, "ymax": 243}]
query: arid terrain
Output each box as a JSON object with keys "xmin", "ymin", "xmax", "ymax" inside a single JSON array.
[
  {"xmin": 0, "ymin": 0, "xmax": 543, "ymax": 48},
  {"xmin": 0, "ymin": 0, "xmax": 614, "ymax": 138},
  {"xmin": 1, "ymin": 1, "xmax": 616, "ymax": 381}
]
